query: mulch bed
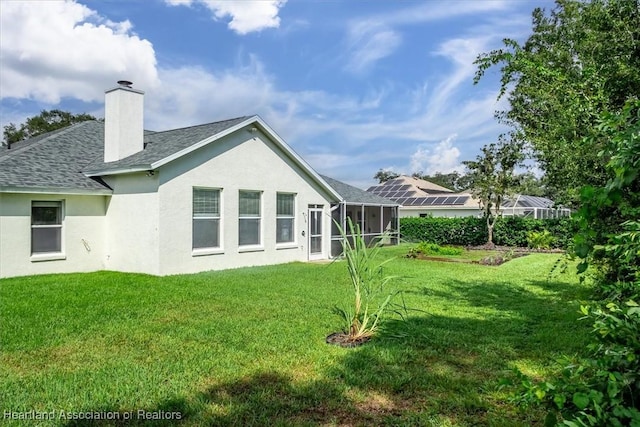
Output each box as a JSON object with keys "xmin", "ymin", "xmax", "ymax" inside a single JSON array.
[
  {"xmin": 326, "ymin": 332, "xmax": 371, "ymax": 348},
  {"xmin": 465, "ymin": 244, "xmax": 565, "ymax": 253}
]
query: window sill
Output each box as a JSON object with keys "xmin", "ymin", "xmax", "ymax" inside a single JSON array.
[
  {"xmin": 30, "ymin": 253, "xmax": 66, "ymax": 262},
  {"xmin": 238, "ymin": 245, "xmax": 264, "ymax": 253},
  {"xmin": 192, "ymin": 248, "xmax": 224, "ymax": 257},
  {"xmin": 275, "ymin": 243, "xmax": 297, "ymax": 250}
]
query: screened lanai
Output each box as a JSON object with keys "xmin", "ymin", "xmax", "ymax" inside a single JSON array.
[
  {"xmin": 501, "ymin": 195, "xmax": 571, "ymax": 219},
  {"xmin": 321, "ymin": 176, "xmax": 399, "ymax": 257}
]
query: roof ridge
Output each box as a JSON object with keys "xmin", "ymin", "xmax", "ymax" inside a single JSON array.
[{"xmin": 146, "ymin": 116, "xmax": 252, "ymax": 136}]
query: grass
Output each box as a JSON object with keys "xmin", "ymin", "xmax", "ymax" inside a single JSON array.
[{"xmin": 0, "ymin": 244, "xmax": 592, "ymax": 426}]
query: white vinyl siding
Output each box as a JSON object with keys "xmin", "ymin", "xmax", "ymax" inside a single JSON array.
[
  {"xmin": 31, "ymin": 201, "xmax": 63, "ymax": 254},
  {"xmin": 276, "ymin": 193, "xmax": 295, "ymax": 244},
  {"xmin": 239, "ymin": 190, "xmax": 261, "ymax": 246},
  {"xmin": 192, "ymin": 188, "xmax": 221, "ymax": 250}
]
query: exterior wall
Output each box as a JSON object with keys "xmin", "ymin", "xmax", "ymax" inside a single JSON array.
[
  {"xmin": 101, "ymin": 173, "xmax": 161, "ymax": 275},
  {"xmin": 0, "ymin": 127, "xmax": 337, "ymax": 278},
  {"xmin": 155, "ymin": 128, "xmax": 334, "ymax": 275},
  {"xmin": 0, "ymin": 192, "xmax": 107, "ymax": 278}
]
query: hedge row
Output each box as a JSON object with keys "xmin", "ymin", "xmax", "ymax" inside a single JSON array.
[{"xmin": 399, "ymin": 216, "xmax": 577, "ymax": 249}]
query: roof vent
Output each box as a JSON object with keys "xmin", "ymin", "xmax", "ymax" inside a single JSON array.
[{"xmin": 117, "ymin": 80, "xmax": 133, "ymax": 88}]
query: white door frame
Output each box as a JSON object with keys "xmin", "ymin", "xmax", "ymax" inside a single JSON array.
[{"xmin": 308, "ymin": 207, "xmax": 324, "ymax": 260}]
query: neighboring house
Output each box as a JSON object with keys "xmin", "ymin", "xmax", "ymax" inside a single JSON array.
[
  {"xmin": 0, "ymin": 83, "xmax": 398, "ymax": 279},
  {"xmin": 367, "ymin": 175, "xmax": 570, "ymax": 219}
]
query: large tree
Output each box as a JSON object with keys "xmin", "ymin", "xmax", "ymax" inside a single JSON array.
[
  {"xmin": 3, "ymin": 109, "xmax": 97, "ymax": 147},
  {"xmin": 474, "ymin": 0, "xmax": 640, "ymax": 206},
  {"xmin": 463, "ymin": 139, "xmax": 524, "ymax": 247}
]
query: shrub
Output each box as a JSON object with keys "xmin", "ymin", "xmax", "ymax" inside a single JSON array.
[
  {"xmin": 400, "ymin": 216, "xmax": 575, "ymax": 248},
  {"xmin": 527, "ymin": 230, "xmax": 555, "ymax": 250},
  {"xmin": 400, "ymin": 217, "xmax": 487, "ymax": 246}
]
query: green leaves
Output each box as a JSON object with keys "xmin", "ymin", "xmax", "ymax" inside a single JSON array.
[
  {"xmin": 463, "ymin": 138, "xmax": 525, "ymax": 245},
  {"xmin": 332, "ymin": 217, "xmax": 399, "ymax": 342},
  {"xmin": 474, "ymin": 0, "xmax": 640, "ymax": 206},
  {"xmin": 3, "ymin": 109, "xmax": 97, "ymax": 146},
  {"xmin": 572, "ymin": 392, "xmax": 589, "ymax": 410}
]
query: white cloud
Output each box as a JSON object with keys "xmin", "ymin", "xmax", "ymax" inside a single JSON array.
[
  {"xmin": 429, "ymin": 36, "xmax": 492, "ymax": 110},
  {"xmin": 165, "ymin": 0, "xmax": 287, "ymax": 35},
  {"xmin": 0, "ymin": 0, "xmax": 159, "ymax": 103},
  {"xmin": 410, "ymin": 135, "xmax": 464, "ymax": 175},
  {"xmin": 382, "ymin": 0, "xmax": 510, "ymax": 26},
  {"xmin": 146, "ymin": 57, "xmax": 277, "ymax": 130},
  {"xmin": 342, "ymin": 0, "xmax": 512, "ymax": 73},
  {"xmin": 344, "ymin": 21, "xmax": 402, "ymax": 73}
]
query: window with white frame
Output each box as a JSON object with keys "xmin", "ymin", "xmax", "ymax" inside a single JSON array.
[
  {"xmin": 193, "ymin": 188, "xmax": 221, "ymax": 250},
  {"xmin": 239, "ymin": 190, "xmax": 261, "ymax": 246},
  {"xmin": 276, "ymin": 193, "xmax": 295, "ymax": 244},
  {"xmin": 31, "ymin": 201, "xmax": 63, "ymax": 254}
]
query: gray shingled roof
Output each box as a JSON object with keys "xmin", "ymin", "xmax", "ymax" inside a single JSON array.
[
  {"xmin": 0, "ymin": 121, "xmax": 109, "ymax": 192},
  {"xmin": 84, "ymin": 116, "xmax": 250, "ymax": 174},
  {"xmin": 321, "ymin": 175, "xmax": 398, "ymax": 206},
  {"xmin": 1, "ymin": 117, "xmax": 378, "ymax": 203},
  {"xmin": 0, "ymin": 117, "xmax": 250, "ymax": 193}
]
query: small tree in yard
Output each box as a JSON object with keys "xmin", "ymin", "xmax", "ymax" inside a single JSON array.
[{"xmin": 463, "ymin": 139, "xmax": 524, "ymax": 248}]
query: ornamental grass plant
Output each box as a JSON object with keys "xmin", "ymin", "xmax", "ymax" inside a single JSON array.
[{"xmin": 331, "ymin": 217, "xmax": 398, "ymax": 344}]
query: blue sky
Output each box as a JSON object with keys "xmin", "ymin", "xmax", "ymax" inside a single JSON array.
[{"xmin": 0, "ymin": 0, "xmax": 552, "ymax": 188}]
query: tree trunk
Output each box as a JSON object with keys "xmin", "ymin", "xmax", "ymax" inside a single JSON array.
[{"xmin": 486, "ymin": 215, "xmax": 496, "ymax": 249}]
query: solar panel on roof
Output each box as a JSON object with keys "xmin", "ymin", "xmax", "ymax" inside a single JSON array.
[
  {"xmin": 454, "ymin": 196, "xmax": 469, "ymax": 205},
  {"xmin": 443, "ymin": 197, "xmax": 457, "ymax": 204},
  {"xmin": 433, "ymin": 197, "xmax": 447, "ymax": 204},
  {"xmin": 399, "ymin": 185, "xmax": 411, "ymax": 190}
]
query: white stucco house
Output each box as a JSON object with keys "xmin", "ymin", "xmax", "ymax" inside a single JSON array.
[{"xmin": 0, "ymin": 83, "xmax": 398, "ymax": 279}]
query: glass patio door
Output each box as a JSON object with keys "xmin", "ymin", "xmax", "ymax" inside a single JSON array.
[{"xmin": 308, "ymin": 207, "xmax": 323, "ymax": 260}]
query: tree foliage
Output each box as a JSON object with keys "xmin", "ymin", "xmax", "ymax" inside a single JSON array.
[
  {"xmin": 474, "ymin": 0, "xmax": 640, "ymax": 206},
  {"xmin": 3, "ymin": 109, "xmax": 97, "ymax": 147},
  {"xmin": 411, "ymin": 171, "xmax": 472, "ymax": 192},
  {"xmin": 463, "ymin": 139, "xmax": 524, "ymax": 246},
  {"xmin": 510, "ymin": 102, "xmax": 640, "ymax": 426},
  {"xmin": 515, "ymin": 172, "xmax": 547, "ymax": 197},
  {"xmin": 575, "ymin": 99, "xmax": 640, "ymax": 291},
  {"xmin": 373, "ymin": 169, "xmax": 400, "ymax": 183}
]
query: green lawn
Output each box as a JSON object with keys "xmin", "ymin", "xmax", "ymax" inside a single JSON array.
[{"xmin": 0, "ymin": 245, "xmax": 591, "ymax": 426}]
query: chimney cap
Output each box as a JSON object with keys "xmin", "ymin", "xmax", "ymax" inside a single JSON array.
[{"xmin": 117, "ymin": 80, "xmax": 133, "ymax": 88}]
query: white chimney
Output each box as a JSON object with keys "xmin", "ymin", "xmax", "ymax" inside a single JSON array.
[{"xmin": 104, "ymin": 81, "xmax": 144, "ymax": 162}]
